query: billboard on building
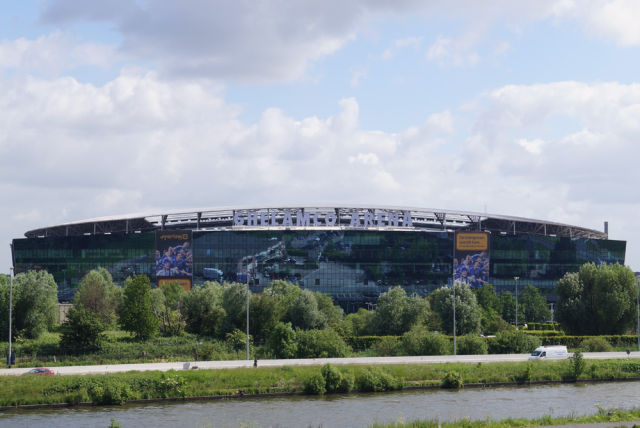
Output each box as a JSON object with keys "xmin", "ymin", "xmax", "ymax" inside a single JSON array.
[
  {"xmin": 155, "ymin": 230, "xmax": 193, "ymax": 291},
  {"xmin": 454, "ymin": 231, "xmax": 490, "ymax": 288}
]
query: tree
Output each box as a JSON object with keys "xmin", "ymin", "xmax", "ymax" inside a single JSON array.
[
  {"xmin": 343, "ymin": 308, "xmax": 375, "ymax": 336},
  {"xmin": 249, "ymin": 293, "xmax": 281, "ymax": 342},
  {"xmin": 430, "ymin": 282, "xmax": 481, "ymax": 335},
  {"xmin": 289, "ymin": 289, "xmax": 327, "ymax": 330},
  {"xmin": 74, "ymin": 268, "xmax": 122, "ymax": 327},
  {"xmin": 60, "ymin": 306, "xmax": 106, "ymax": 352},
  {"xmin": 221, "ymin": 282, "xmax": 248, "ymax": 334},
  {"xmin": 519, "ymin": 285, "xmax": 551, "ymax": 323},
  {"xmin": 401, "ymin": 325, "xmax": 451, "ymax": 356},
  {"xmin": 150, "ymin": 283, "xmax": 186, "ymax": 336},
  {"xmin": 118, "ymin": 274, "xmax": 157, "ymax": 340},
  {"xmin": 10, "ymin": 271, "xmax": 58, "ymax": 339},
  {"xmin": 556, "ymin": 263, "xmax": 636, "ymax": 335},
  {"xmin": 181, "ymin": 281, "xmax": 225, "ymax": 336},
  {"xmin": 475, "ymin": 284, "xmax": 501, "ymax": 312},
  {"xmin": 372, "ymin": 287, "xmax": 430, "ymax": 335},
  {"xmin": 266, "ymin": 322, "xmax": 297, "ymax": 358},
  {"xmin": 498, "ymin": 291, "xmax": 524, "ymax": 325}
]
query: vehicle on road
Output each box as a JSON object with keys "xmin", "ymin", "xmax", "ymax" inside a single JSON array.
[
  {"xmin": 26, "ymin": 367, "xmax": 54, "ymax": 375},
  {"xmin": 528, "ymin": 346, "xmax": 569, "ymax": 360}
]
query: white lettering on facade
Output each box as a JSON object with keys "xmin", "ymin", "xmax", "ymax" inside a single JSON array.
[
  {"xmin": 349, "ymin": 212, "xmax": 361, "ymax": 227},
  {"xmin": 232, "ymin": 209, "xmax": 413, "ymax": 229},
  {"xmin": 296, "ymin": 210, "xmax": 311, "ymax": 227},
  {"xmin": 282, "ymin": 211, "xmax": 293, "ymax": 227}
]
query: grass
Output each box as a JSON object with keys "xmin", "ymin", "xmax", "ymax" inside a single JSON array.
[
  {"xmin": 2, "ymin": 359, "xmax": 640, "ymax": 407},
  {"xmin": 370, "ymin": 407, "xmax": 640, "ymax": 427}
]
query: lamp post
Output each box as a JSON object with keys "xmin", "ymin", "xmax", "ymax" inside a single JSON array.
[
  {"xmin": 514, "ymin": 276, "xmax": 519, "ymax": 329},
  {"xmin": 8, "ymin": 267, "xmax": 13, "ymax": 368},
  {"xmin": 451, "ymin": 236, "xmax": 457, "ymax": 356},
  {"xmin": 246, "ymin": 259, "xmax": 251, "ymax": 361}
]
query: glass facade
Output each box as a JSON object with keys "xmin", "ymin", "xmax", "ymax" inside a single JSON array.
[{"xmin": 12, "ymin": 229, "xmax": 626, "ymax": 309}]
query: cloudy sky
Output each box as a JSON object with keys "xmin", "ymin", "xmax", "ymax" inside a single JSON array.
[{"xmin": 2, "ymin": 0, "xmax": 640, "ymax": 272}]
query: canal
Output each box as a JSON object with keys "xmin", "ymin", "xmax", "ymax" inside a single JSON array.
[{"xmin": 2, "ymin": 381, "xmax": 640, "ymax": 427}]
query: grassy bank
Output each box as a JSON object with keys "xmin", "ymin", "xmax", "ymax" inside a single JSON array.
[
  {"xmin": 2, "ymin": 358, "xmax": 640, "ymax": 408},
  {"xmin": 371, "ymin": 407, "xmax": 640, "ymax": 427}
]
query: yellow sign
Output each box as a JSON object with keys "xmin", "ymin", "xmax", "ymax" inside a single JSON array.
[{"xmin": 456, "ymin": 232, "xmax": 489, "ymax": 251}]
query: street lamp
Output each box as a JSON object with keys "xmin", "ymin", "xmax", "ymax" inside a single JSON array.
[
  {"xmin": 7, "ymin": 267, "xmax": 13, "ymax": 368},
  {"xmin": 636, "ymin": 276, "xmax": 639, "ymax": 352},
  {"xmin": 514, "ymin": 276, "xmax": 520, "ymax": 329}
]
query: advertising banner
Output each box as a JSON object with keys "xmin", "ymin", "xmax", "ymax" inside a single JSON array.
[
  {"xmin": 156, "ymin": 230, "xmax": 193, "ymax": 291},
  {"xmin": 454, "ymin": 231, "xmax": 490, "ymax": 288}
]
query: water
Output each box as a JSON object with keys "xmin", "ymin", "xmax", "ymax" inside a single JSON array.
[{"xmin": 2, "ymin": 381, "xmax": 640, "ymax": 428}]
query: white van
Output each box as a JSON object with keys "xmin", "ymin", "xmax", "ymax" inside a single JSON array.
[{"xmin": 528, "ymin": 346, "xmax": 569, "ymax": 360}]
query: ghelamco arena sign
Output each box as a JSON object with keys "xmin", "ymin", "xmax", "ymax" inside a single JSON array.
[{"xmin": 232, "ymin": 209, "xmax": 413, "ymax": 228}]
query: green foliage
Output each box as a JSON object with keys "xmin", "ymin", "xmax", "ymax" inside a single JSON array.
[
  {"xmin": 401, "ymin": 326, "xmax": 451, "ymax": 356},
  {"xmin": 372, "ymin": 287, "xmax": 430, "ymax": 335},
  {"xmin": 337, "ymin": 371, "xmax": 354, "ymax": 393},
  {"xmin": 181, "ymin": 282, "xmax": 225, "ymax": 336},
  {"xmin": 220, "ymin": 282, "xmax": 248, "ymax": 334},
  {"xmin": 266, "ymin": 322, "xmax": 297, "ymax": 359},
  {"xmin": 519, "ymin": 285, "xmax": 552, "ymax": 323},
  {"xmin": 456, "ymin": 334, "xmax": 488, "ymax": 355},
  {"xmin": 150, "ymin": 287, "xmax": 186, "ymax": 337},
  {"xmin": 570, "ymin": 351, "xmax": 586, "ymax": 380},
  {"xmin": 249, "ymin": 293, "xmax": 281, "ymax": 342},
  {"xmin": 475, "ymin": 284, "xmax": 501, "ymax": 312},
  {"xmin": 118, "ymin": 275, "xmax": 157, "ymax": 340},
  {"xmin": 580, "ymin": 336, "xmax": 613, "ymax": 352},
  {"xmin": 303, "ymin": 372, "xmax": 326, "ymax": 395},
  {"xmin": 320, "ymin": 363, "xmax": 347, "ymax": 393},
  {"xmin": 1, "ymin": 270, "xmax": 58, "ymax": 339},
  {"xmin": 87, "ymin": 378, "xmax": 132, "ymax": 405},
  {"xmin": 480, "ymin": 308, "xmax": 512, "ymax": 335},
  {"xmin": 355, "ymin": 367, "xmax": 399, "ymax": 392},
  {"xmin": 289, "ymin": 289, "xmax": 327, "ymax": 330},
  {"xmin": 441, "ymin": 371, "xmax": 463, "ymax": 389},
  {"xmin": 371, "ymin": 336, "xmax": 402, "ymax": 356},
  {"xmin": 489, "ymin": 330, "xmax": 541, "ymax": 354},
  {"xmin": 225, "ymin": 329, "xmax": 252, "ymax": 353},
  {"xmin": 430, "ymin": 282, "xmax": 482, "ymax": 335},
  {"xmin": 295, "ymin": 329, "xmax": 350, "ymax": 358},
  {"xmin": 343, "ymin": 308, "xmax": 375, "ymax": 336},
  {"xmin": 74, "ymin": 268, "xmax": 122, "ymax": 327},
  {"xmin": 556, "ymin": 263, "xmax": 636, "ymax": 335},
  {"xmin": 60, "ymin": 306, "xmax": 106, "ymax": 352}
]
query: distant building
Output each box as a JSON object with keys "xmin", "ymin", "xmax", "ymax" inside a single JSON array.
[{"xmin": 12, "ymin": 205, "xmax": 625, "ymax": 311}]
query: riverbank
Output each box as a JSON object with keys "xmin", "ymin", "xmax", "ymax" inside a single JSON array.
[
  {"xmin": 370, "ymin": 408, "xmax": 640, "ymax": 427},
  {"xmin": 2, "ymin": 358, "xmax": 640, "ymax": 409}
]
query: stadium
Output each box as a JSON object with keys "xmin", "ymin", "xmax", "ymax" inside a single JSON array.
[{"xmin": 11, "ymin": 205, "xmax": 626, "ymax": 310}]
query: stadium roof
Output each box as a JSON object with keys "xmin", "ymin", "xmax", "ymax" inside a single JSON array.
[{"xmin": 23, "ymin": 205, "xmax": 608, "ymax": 240}]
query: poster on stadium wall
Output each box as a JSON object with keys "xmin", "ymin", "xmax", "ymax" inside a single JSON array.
[
  {"xmin": 156, "ymin": 230, "xmax": 193, "ymax": 291},
  {"xmin": 454, "ymin": 231, "xmax": 490, "ymax": 289}
]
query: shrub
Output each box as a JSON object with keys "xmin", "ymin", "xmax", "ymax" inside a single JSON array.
[
  {"xmin": 441, "ymin": 371, "xmax": 463, "ymax": 389},
  {"xmin": 337, "ymin": 371, "xmax": 355, "ymax": 393},
  {"xmin": 60, "ymin": 306, "xmax": 106, "ymax": 353},
  {"xmin": 304, "ymin": 372, "xmax": 326, "ymax": 395},
  {"xmin": 456, "ymin": 334, "xmax": 488, "ymax": 355},
  {"xmin": 370, "ymin": 336, "xmax": 402, "ymax": 356},
  {"xmin": 401, "ymin": 326, "xmax": 451, "ymax": 356},
  {"xmin": 570, "ymin": 351, "xmax": 586, "ymax": 380},
  {"xmin": 580, "ymin": 337, "xmax": 613, "ymax": 352},
  {"xmin": 295, "ymin": 329, "xmax": 350, "ymax": 358},
  {"xmin": 87, "ymin": 379, "xmax": 131, "ymax": 405},
  {"xmin": 266, "ymin": 322, "xmax": 297, "ymax": 359},
  {"xmin": 489, "ymin": 330, "xmax": 541, "ymax": 354},
  {"xmin": 321, "ymin": 364, "xmax": 343, "ymax": 393},
  {"xmin": 355, "ymin": 367, "xmax": 399, "ymax": 392}
]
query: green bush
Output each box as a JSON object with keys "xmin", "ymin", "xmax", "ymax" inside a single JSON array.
[
  {"xmin": 321, "ymin": 364, "xmax": 343, "ymax": 393},
  {"xmin": 304, "ymin": 372, "xmax": 326, "ymax": 395},
  {"xmin": 580, "ymin": 337, "xmax": 613, "ymax": 352},
  {"xmin": 441, "ymin": 371, "xmax": 463, "ymax": 389},
  {"xmin": 370, "ymin": 336, "xmax": 402, "ymax": 356},
  {"xmin": 355, "ymin": 367, "xmax": 399, "ymax": 392},
  {"xmin": 337, "ymin": 371, "xmax": 355, "ymax": 393},
  {"xmin": 489, "ymin": 330, "xmax": 541, "ymax": 354},
  {"xmin": 295, "ymin": 329, "xmax": 350, "ymax": 358},
  {"xmin": 570, "ymin": 351, "xmax": 586, "ymax": 380},
  {"xmin": 456, "ymin": 334, "xmax": 488, "ymax": 355},
  {"xmin": 87, "ymin": 379, "xmax": 131, "ymax": 405},
  {"xmin": 401, "ymin": 326, "xmax": 451, "ymax": 356}
]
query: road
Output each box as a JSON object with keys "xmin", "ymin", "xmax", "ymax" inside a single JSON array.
[{"xmin": 0, "ymin": 352, "xmax": 638, "ymax": 376}]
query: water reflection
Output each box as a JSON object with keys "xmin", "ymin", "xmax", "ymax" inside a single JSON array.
[{"xmin": 2, "ymin": 381, "xmax": 640, "ymax": 428}]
